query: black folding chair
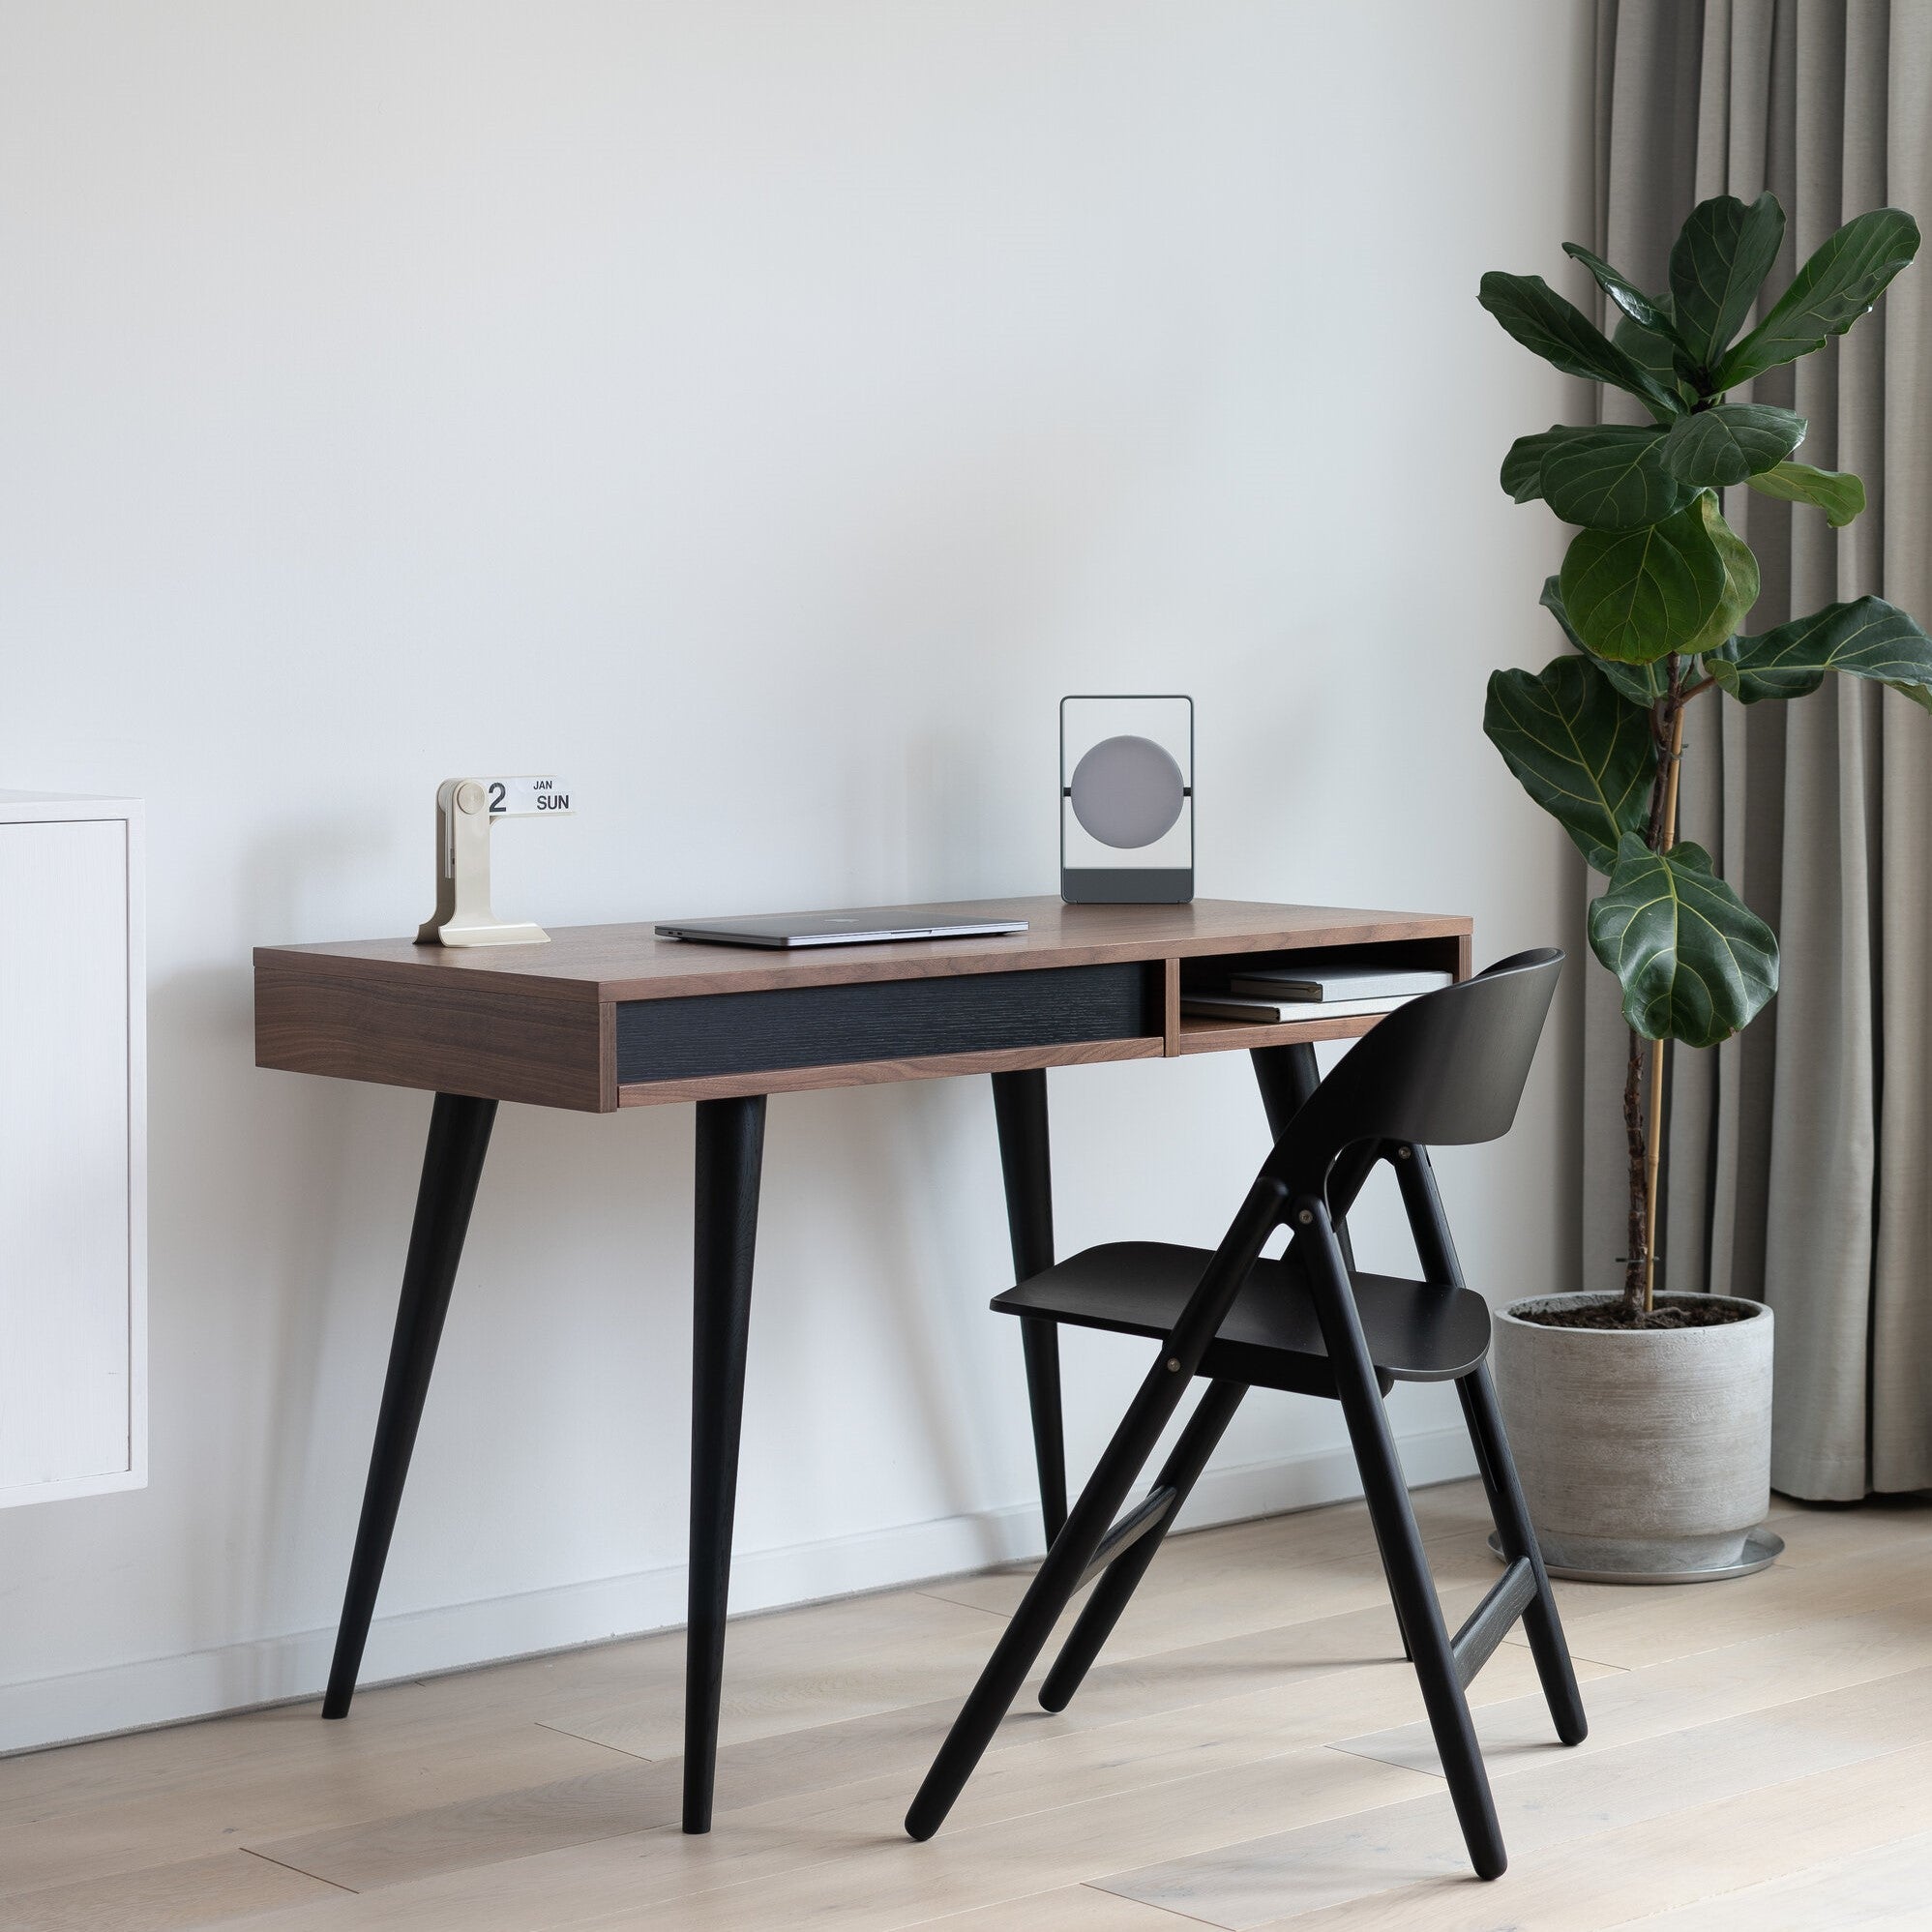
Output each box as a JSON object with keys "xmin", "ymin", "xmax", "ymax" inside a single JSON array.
[{"xmin": 905, "ymin": 948, "xmax": 1586, "ymax": 1880}]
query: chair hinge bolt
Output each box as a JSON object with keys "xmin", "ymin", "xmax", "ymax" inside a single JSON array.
[
  {"xmin": 1166, "ymin": 1358, "xmax": 1180, "ymax": 1373},
  {"xmin": 1296, "ymin": 1208, "xmax": 1313, "ymax": 1225},
  {"xmin": 1398, "ymin": 1145, "xmax": 1412, "ymax": 1160}
]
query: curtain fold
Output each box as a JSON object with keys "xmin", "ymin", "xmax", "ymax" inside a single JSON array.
[{"xmin": 1589, "ymin": 0, "xmax": 1932, "ymax": 1498}]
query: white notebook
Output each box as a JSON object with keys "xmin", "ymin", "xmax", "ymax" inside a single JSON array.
[
  {"xmin": 1228, "ymin": 961, "xmax": 1452, "ymax": 1003},
  {"xmin": 1181, "ymin": 991, "xmax": 1416, "ymax": 1024}
]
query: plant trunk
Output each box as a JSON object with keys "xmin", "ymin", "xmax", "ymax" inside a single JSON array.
[
  {"xmin": 1642, "ymin": 1034, "xmax": 1666, "ymax": 1312},
  {"xmin": 1623, "ymin": 660, "xmax": 1689, "ymax": 1318},
  {"xmin": 1640, "ymin": 697, "xmax": 1687, "ymax": 1312},
  {"xmin": 1621, "ymin": 1029, "xmax": 1648, "ymax": 1312}
]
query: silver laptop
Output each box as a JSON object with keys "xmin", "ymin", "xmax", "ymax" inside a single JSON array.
[{"xmin": 655, "ymin": 903, "xmax": 1029, "ymax": 950}]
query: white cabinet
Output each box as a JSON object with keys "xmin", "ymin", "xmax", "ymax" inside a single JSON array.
[{"xmin": 0, "ymin": 794, "xmax": 145, "ymax": 1504}]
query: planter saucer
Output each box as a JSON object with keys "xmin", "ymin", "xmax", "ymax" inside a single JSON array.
[{"xmin": 1486, "ymin": 1527, "xmax": 1785, "ymax": 1586}]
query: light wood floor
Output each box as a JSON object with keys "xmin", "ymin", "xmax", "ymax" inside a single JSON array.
[{"xmin": 6, "ymin": 1478, "xmax": 1932, "ymax": 1931}]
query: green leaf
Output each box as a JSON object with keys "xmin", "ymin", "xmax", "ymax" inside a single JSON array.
[
  {"xmin": 1540, "ymin": 578, "xmax": 1675, "ymax": 702},
  {"xmin": 1707, "ymin": 596, "xmax": 1932, "ymax": 703},
  {"xmin": 1538, "ymin": 575, "xmax": 1583, "ymax": 641},
  {"xmin": 1689, "ymin": 491, "xmax": 1761, "ymax": 653},
  {"xmin": 1538, "ymin": 425, "xmax": 1689, "ymax": 529},
  {"xmin": 1484, "ymin": 657, "xmax": 1656, "ymax": 873},
  {"xmin": 1668, "ymin": 193, "xmax": 1787, "ymax": 369},
  {"xmin": 1588, "ymin": 836, "xmax": 1779, "ymax": 1047},
  {"xmin": 1716, "ymin": 208, "xmax": 1921, "ymax": 388},
  {"xmin": 1501, "ymin": 429, "xmax": 1564, "ymax": 503},
  {"xmin": 1598, "ymin": 658, "xmax": 1676, "ymax": 705},
  {"xmin": 1659, "ymin": 403, "xmax": 1805, "ymax": 488},
  {"xmin": 1562, "ymin": 243, "xmax": 1676, "ymax": 334},
  {"xmin": 1559, "ymin": 496, "xmax": 1734, "ymax": 662},
  {"xmin": 1745, "ymin": 461, "xmax": 1867, "ymax": 526},
  {"xmin": 1614, "ymin": 312, "xmax": 1693, "ymax": 401},
  {"xmin": 1479, "ymin": 273, "xmax": 1683, "ymax": 420}
]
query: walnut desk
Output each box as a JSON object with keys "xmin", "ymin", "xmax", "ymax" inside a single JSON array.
[{"xmin": 253, "ymin": 896, "xmax": 1471, "ymax": 1832}]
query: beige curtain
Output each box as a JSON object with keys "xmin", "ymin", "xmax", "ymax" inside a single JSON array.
[{"xmin": 1586, "ymin": 0, "xmax": 1932, "ymax": 1499}]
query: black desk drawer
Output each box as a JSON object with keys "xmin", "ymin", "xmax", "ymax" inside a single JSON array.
[{"xmin": 617, "ymin": 964, "xmax": 1154, "ymax": 1085}]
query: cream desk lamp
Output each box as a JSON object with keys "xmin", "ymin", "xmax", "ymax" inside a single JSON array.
[{"xmin": 416, "ymin": 775, "xmax": 572, "ymax": 947}]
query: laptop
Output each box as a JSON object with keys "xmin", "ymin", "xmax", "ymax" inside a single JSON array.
[{"xmin": 655, "ymin": 903, "xmax": 1029, "ymax": 950}]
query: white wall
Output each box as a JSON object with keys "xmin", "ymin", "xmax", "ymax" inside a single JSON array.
[{"xmin": 0, "ymin": 0, "xmax": 1591, "ymax": 1748}]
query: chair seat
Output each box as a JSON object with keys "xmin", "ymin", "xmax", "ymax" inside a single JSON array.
[{"xmin": 993, "ymin": 1241, "xmax": 1491, "ymax": 1394}]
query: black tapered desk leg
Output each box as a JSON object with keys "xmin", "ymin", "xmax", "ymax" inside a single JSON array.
[
  {"xmin": 991, "ymin": 1068, "xmax": 1066, "ymax": 1544},
  {"xmin": 323, "ymin": 1092, "xmax": 497, "ymax": 1720},
  {"xmin": 1250, "ymin": 1040, "xmax": 1319, "ymax": 1138},
  {"xmin": 683, "ymin": 1093, "xmax": 767, "ymax": 1834},
  {"xmin": 1251, "ymin": 1043, "xmax": 1359, "ymax": 1274}
]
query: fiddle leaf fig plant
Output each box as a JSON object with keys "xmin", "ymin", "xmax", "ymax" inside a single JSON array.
[{"xmin": 1480, "ymin": 193, "xmax": 1930, "ymax": 1318}]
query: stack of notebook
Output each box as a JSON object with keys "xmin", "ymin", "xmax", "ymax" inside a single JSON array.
[{"xmin": 1180, "ymin": 957, "xmax": 1453, "ymax": 1025}]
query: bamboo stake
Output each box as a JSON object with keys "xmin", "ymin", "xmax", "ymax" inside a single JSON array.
[{"xmin": 1641, "ymin": 699, "xmax": 1687, "ymax": 1315}]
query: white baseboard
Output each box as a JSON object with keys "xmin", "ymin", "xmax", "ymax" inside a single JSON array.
[{"xmin": 0, "ymin": 1425, "xmax": 1475, "ymax": 1755}]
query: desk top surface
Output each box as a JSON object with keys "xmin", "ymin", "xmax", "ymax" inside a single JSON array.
[{"xmin": 257, "ymin": 897, "xmax": 1470, "ymax": 1003}]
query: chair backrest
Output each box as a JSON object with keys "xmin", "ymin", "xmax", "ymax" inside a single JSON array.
[{"xmin": 1262, "ymin": 949, "xmax": 1562, "ymax": 1197}]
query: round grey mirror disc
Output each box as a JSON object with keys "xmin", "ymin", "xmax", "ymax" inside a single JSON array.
[{"xmin": 1068, "ymin": 734, "xmax": 1186, "ymax": 849}]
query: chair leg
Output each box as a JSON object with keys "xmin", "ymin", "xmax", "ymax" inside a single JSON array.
[
  {"xmin": 1039, "ymin": 1379, "xmax": 1247, "ymax": 1713},
  {"xmin": 1253, "ymin": 1051, "xmax": 1408, "ymax": 1655},
  {"xmin": 907, "ymin": 1176, "xmax": 1286, "ymax": 1845},
  {"xmin": 1459, "ymin": 1363, "xmax": 1587, "ymax": 1746},
  {"xmin": 1390, "ymin": 1142, "xmax": 1584, "ymax": 1747},
  {"xmin": 906, "ymin": 1350, "xmax": 1211, "ymax": 1841},
  {"xmin": 1361, "ymin": 1505, "xmax": 1415, "ymax": 1664},
  {"xmin": 1297, "ymin": 1200, "xmax": 1507, "ymax": 1881}
]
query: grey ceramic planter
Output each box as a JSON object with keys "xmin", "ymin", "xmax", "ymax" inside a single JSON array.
[{"xmin": 1492, "ymin": 1293, "xmax": 1773, "ymax": 1577}]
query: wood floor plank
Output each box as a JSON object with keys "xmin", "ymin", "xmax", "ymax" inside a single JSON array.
[
  {"xmin": 0, "ymin": 1699, "xmax": 636, "ymax": 1901},
  {"xmin": 1096, "ymin": 1665, "xmax": 1932, "ymax": 1928},
  {"xmin": 1496, "ymin": 1534, "xmax": 1932, "ymax": 1669},
  {"xmin": 532, "ymin": 1589, "xmax": 1013, "ymax": 1761},
  {"xmin": 1256, "ymin": 1741, "xmax": 1932, "ymax": 1930},
  {"xmin": 915, "ymin": 1883, "xmax": 1205, "ymax": 1929},
  {"xmin": 1608, "ymin": 1821, "xmax": 1932, "ymax": 1930},
  {"xmin": 0, "ymin": 1850, "xmax": 338, "ymax": 1931},
  {"xmin": 0, "ymin": 1675, "xmax": 484, "ymax": 1823},
  {"xmin": 1760, "ymin": 1491, "xmax": 1932, "ymax": 1568},
  {"xmin": 1336, "ymin": 1596, "xmax": 1932, "ymax": 1779}
]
